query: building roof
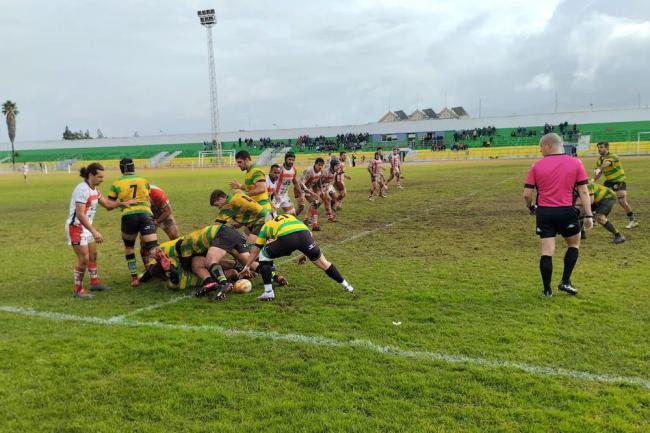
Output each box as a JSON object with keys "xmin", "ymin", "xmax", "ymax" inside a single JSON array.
[
  {"xmin": 378, "ymin": 111, "xmax": 398, "ymax": 122},
  {"xmin": 422, "ymin": 108, "xmax": 438, "ymax": 119},
  {"xmin": 452, "ymin": 106, "xmax": 469, "ymax": 118},
  {"xmin": 394, "ymin": 110, "xmax": 409, "ymax": 120}
]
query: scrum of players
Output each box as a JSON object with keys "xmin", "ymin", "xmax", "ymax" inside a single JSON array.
[{"xmin": 64, "ymin": 147, "xmax": 407, "ymax": 301}]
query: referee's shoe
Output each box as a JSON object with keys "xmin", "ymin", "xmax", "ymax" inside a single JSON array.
[{"xmin": 558, "ymin": 280, "xmax": 578, "ymax": 295}]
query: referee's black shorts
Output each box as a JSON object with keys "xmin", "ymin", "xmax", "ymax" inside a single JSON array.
[
  {"xmin": 263, "ymin": 230, "xmax": 322, "ymax": 261},
  {"xmin": 535, "ymin": 206, "xmax": 581, "ymax": 238}
]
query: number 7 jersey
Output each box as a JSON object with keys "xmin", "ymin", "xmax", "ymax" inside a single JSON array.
[{"xmin": 107, "ymin": 174, "xmax": 153, "ymax": 215}]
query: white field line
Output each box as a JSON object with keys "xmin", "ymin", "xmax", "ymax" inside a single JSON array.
[
  {"xmin": 107, "ymin": 295, "xmax": 192, "ymax": 323},
  {"xmin": 1, "ymin": 305, "xmax": 648, "ymax": 390}
]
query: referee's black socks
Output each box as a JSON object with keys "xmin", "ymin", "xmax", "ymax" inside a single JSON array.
[
  {"xmin": 539, "ymin": 255, "xmax": 553, "ymax": 291},
  {"xmin": 562, "ymin": 247, "xmax": 579, "ymax": 283}
]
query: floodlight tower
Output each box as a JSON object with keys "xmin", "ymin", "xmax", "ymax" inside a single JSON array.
[{"xmin": 197, "ymin": 8, "xmax": 222, "ymax": 161}]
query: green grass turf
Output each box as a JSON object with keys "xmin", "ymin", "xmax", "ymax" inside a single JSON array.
[{"xmin": 0, "ymin": 158, "xmax": 649, "ymax": 432}]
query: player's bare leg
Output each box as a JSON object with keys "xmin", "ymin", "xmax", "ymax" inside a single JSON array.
[{"xmin": 615, "ymin": 190, "xmax": 638, "ymax": 228}]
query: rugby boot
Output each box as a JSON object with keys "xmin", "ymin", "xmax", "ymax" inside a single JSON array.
[
  {"xmin": 196, "ymin": 281, "xmax": 218, "ymax": 297},
  {"xmin": 612, "ymin": 234, "xmax": 626, "ymax": 244},
  {"xmin": 258, "ymin": 291, "xmax": 275, "ymax": 301},
  {"xmin": 543, "ymin": 288, "xmax": 552, "ymax": 297},
  {"xmin": 558, "ymin": 280, "xmax": 578, "ymax": 295},
  {"xmin": 74, "ymin": 288, "xmax": 94, "ymax": 299},
  {"xmin": 89, "ymin": 283, "xmax": 110, "ymax": 291},
  {"xmin": 130, "ymin": 275, "xmax": 141, "ymax": 287},
  {"xmin": 310, "ymin": 223, "xmax": 322, "ymax": 231},
  {"xmin": 625, "ymin": 220, "xmax": 639, "ymax": 229}
]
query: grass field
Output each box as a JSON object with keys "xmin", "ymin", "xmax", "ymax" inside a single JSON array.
[{"xmin": 1, "ymin": 158, "xmax": 649, "ymax": 432}]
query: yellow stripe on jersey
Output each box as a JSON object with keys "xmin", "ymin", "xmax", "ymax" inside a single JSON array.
[
  {"xmin": 245, "ymin": 165, "xmax": 272, "ymax": 211},
  {"xmin": 108, "ymin": 175, "xmax": 153, "ymax": 215},
  {"xmin": 588, "ymin": 183, "xmax": 616, "ymax": 204},
  {"xmin": 216, "ymin": 193, "xmax": 269, "ymax": 226},
  {"xmin": 178, "ymin": 224, "xmax": 223, "ymax": 257},
  {"xmin": 255, "ymin": 214, "xmax": 309, "ymax": 247},
  {"xmin": 596, "ymin": 152, "xmax": 626, "ymax": 182}
]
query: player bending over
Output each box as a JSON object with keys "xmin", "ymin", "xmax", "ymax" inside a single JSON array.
[{"xmin": 240, "ymin": 214, "xmax": 355, "ymax": 301}]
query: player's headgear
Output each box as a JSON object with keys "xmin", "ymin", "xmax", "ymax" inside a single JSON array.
[
  {"xmin": 119, "ymin": 158, "xmax": 135, "ymax": 174},
  {"xmin": 330, "ymin": 158, "xmax": 340, "ymax": 170}
]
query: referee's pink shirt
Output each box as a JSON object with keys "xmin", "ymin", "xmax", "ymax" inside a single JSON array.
[{"xmin": 524, "ymin": 154, "xmax": 588, "ymax": 207}]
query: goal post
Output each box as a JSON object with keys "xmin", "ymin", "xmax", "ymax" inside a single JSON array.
[
  {"xmin": 198, "ymin": 150, "xmax": 235, "ymax": 167},
  {"xmin": 636, "ymin": 131, "xmax": 650, "ymax": 155}
]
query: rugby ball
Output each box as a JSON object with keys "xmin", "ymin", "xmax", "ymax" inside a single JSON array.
[{"xmin": 233, "ymin": 279, "xmax": 252, "ymax": 294}]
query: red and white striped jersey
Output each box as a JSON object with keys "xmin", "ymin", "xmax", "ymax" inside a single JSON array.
[
  {"xmin": 370, "ymin": 158, "xmax": 383, "ymax": 175},
  {"xmin": 390, "ymin": 153, "xmax": 400, "ymax": 169},
  {"xmin": 275, "ymin": 165, "xmax": 296, "ymax": 196},
  {"xmin": 66, "ymin": 181, "xmax": 101, "ymax": 226},
  {"xmin": 301, "ymin": 165, "xmax": 322, "ymax": 190}
]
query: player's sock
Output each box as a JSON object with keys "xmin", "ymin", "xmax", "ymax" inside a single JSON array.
[
  {"xmin": 208, "ymin": 264, "xmax": 227, "ymax": 283},
  {"xmin": 259, "ymin": 261, "xmax": 274, "ymax": 285},
  {"xmin": 539, "ymin": 255, "xmax": 552, "ymax": 292},
  {"xmin": 602, "ymin": 221, "xmax": 618, "ymax": 235},
  {"xmin": 87, "ymin": 262, "xmax": 100, "ymax": 285},
  {"xmin": 561, "ymin": 247, "xmax": 579, "ymax": 283},
  {"xmin": 627, "ymin": 211, "xmax": 635, "ymax": 221},
  {"xmin": 263, "ymin": 284, "xmax": 273, "ymax": 294},
  {"xmin": 310, "ymin": 207, "xmax": 319, "ymax": 224},
  {"xmin": 125, "ymin": 253, "xmax": 138, "ymax": 277},
  {"xmin": 324, "ymin": 264, "xmax": 344, "ymax": 284},
  {"xmin": 74, "ymin": 266, "xmax": 86, "ymax": 291}
]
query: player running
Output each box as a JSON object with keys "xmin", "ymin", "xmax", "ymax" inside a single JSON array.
[
  {"xmin": 385, "ymin": 147, "xmax": 404, "ymax": 189},
  {"xmin": 319, "ymin": 158, "xmax": 340, "ymax": 223},
  {"xmin": 333, "ymin": 151, "xmax": 352, "ymax": 211},
  {"xmin": 107, "ymin": 158, "xmax": 171, "ymax": 287},
  {"xmin": 239, "ymin": 214, "xmax": 355, "ymax": 301},
  {"xmin": 210, "ymin": 189, "xmax": 271, "ymax": 243},
  {"xmin": 149, "ymin": 184, "xmax": 180, "ymax": 240},
  {"xmin": 300, "ymin": 157, "xmax": 325, "ymax": 231},
  {"xmin": 594, "ymin": 141, "xmax": 638, "ymax": 229},
  {"xmin": 66, "ymin": 163, "xmax": 134, "ymax": 298},
  {"xmin": 367, "ymin": 152, "xmax": 387, "ymax": 200},
  {"xmin": 229, "ymin": 150, "xmax": 272, "ymax": 214}
]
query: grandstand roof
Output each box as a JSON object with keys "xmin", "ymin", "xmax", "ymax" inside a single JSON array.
[
  {"xmin": 452, "ymin": 106, "xmax": 469, "ymax": 118},
  {"xmin": 394, "ymin": 110, "xmax": 409, "ymax": 120},
  {"xmin": 422, "ymin": 108, "xmax": 438, "ymax": 119},
  {"xmin": 378, "ymin": 111, "xmax": 399, "ymax": 123}
]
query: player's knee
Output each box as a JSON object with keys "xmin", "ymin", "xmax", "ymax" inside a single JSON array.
[
  {"xmin": 123, "ymin": 237, "xmax": 136, "ymax": 248},
  {"xmin": 596, "ymin": 214, "xmax": 607, "ymax": 225},
  {"xmin": 144, "ymin": 240, "xmax": 159, "ymax": 251}
]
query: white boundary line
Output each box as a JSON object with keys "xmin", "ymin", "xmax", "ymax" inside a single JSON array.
[
  {"xmin": 1, "ymin": 305, "xmax": 648, "ymax": 390},
  {"xmin": 107, "ymin": 295, "xmax": 192, "ymax": 323}
]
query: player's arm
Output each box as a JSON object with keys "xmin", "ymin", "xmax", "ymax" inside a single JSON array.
[
  {"xmin": 99, "ymin": 195, "xmax": 135, "ymax": 211},
  {"xmin": 292, "ymin": 176, "xmax": 303, "ymax": 197},
  {"xmin": 576, "ymin": 183, "xmax": 594, "ymax": 230},
  {"xmin": 247, "ymin": 179, "xmax": 267, "ymax": 196},
  {"xmin": 594, "ymin": 159, "xmax": 613, "ymax": 179},
  {"xmin": 523, "ymin": 185, "xmax": 536, "ymax": 214},
  {"xmin": 74, "ymin": 203, "xmax": 103, "ymax": 243}
]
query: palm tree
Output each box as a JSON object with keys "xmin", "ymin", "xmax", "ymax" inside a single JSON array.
[{"xmin": 2, "ymin": 100, "xmax": 19, "ymax": 169}]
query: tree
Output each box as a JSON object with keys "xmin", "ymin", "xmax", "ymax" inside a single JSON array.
[
  {"xmin": 97, "ymin": 129, "xmax": 104, "ymax": 139},
  {"xmin": 2, "ymin": 100, "xmax": 18, "ymax": 169},
  {"xmin": 63, "ymin": 125, "xmax": 74, "ymax": 140}
]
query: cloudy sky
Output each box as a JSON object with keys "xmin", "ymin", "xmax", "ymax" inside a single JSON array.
[{"xmin": 1, "ymin": 0, "xmax": 649, "ymax": 142}]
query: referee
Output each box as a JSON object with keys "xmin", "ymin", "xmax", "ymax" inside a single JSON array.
[{"xmin": 523, "ymin": 133, "xmax": 593, "ymax": 297}]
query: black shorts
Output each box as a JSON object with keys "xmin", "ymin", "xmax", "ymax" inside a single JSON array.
[
  {"xmin": 211, "ymin": 225, "xmax": 248, "ymax": 254},
  {"xmin": 593, "ymin": 198, "xmax": 615, "ymax": 216},
  {"xmin": 604, "ymin": 181, "xmax": 626, "ymax": 191},
  {"xmin": 262, "ymin": 230, "xmax": 321, "ymax": 262},
  {"xmin": 535, "ymin": 206, "xmax": 581, "ymax": 238},
  {"xmin": 121, "ymin": 213, "xmax": 157, "ymax": 236}
]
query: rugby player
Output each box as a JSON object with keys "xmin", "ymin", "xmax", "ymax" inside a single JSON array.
[
  {"xmin": 594, "ymin": 141, "xmax": 638, "ymax": 229},
  {"xmin": 66, "ymin": 163, "xmax": 134, "ymax": 298},
  {"xmin": 239, "ymin": 214, "xmax": 355, "ymax": 301},
  {"xmin": 210, "ymin": 189, "xmax": 271, "ymax": 243},
  {"xmin": 229, "ymin": 150, "xmax": 272, "ymax": 214},
  {"xmin": 319, "ymin": 158, "xmax": 340, "ymax": 223},
  {"xmin": 149, "ymin": 184, "xmax": 180, "ymax": 240},
  {"xmin": 107, "ymin": 158, "xmax": 171, "ymax": 287},
  {"xmin": 334, "ymin": 151, "xmax": 352, "ymax": 211},
  {"xmin": 367, "ymin": 151, "xmax": 387, "ymax": 200},
  {"xmin": 385, "ymin": 147, "xmax": 404, "ymax": 189},
  {"xmin": 270, "ymin": 152, "xmax": 304, "ymax": 216},
  {"xmin": 300, "ymin": 157, "xmax": 325, "ymax": 231},
  {"xmin": 576, "ymin": 182, "xmax": 625, "ymax": 244}
]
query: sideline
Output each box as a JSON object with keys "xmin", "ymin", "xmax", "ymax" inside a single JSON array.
[{"xmin": 1, "ymin": 305, "xmax": 648, "ymax": 390}]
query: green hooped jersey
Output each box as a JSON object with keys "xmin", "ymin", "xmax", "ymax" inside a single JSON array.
[
  {"xmin": 588, "ymin": 183, "xmax": 616, "ymax": 204},
  {"xmin": 596, "ymin": 152, "xmax": 625, "ymax": 182},
  {"xmin": 107, "ymin": 174, "xmax": 153, "ymax": 215}
]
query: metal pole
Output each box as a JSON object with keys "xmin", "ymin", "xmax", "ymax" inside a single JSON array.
[{"xmin": 205, "ymin": 25, "xmax": 222, "ymax": 164}]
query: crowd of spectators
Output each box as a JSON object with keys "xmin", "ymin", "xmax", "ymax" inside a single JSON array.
[
  {"xmin": 453, "ymin": 126, "xmax": 496, "ymax": 142},
  {"xmin": 336, "ymin": 133, "xmax": 369, "ymax": 150},
  {"xmin": 511, "ymin": 127, "xmax": 537, "ymax": 137}
]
